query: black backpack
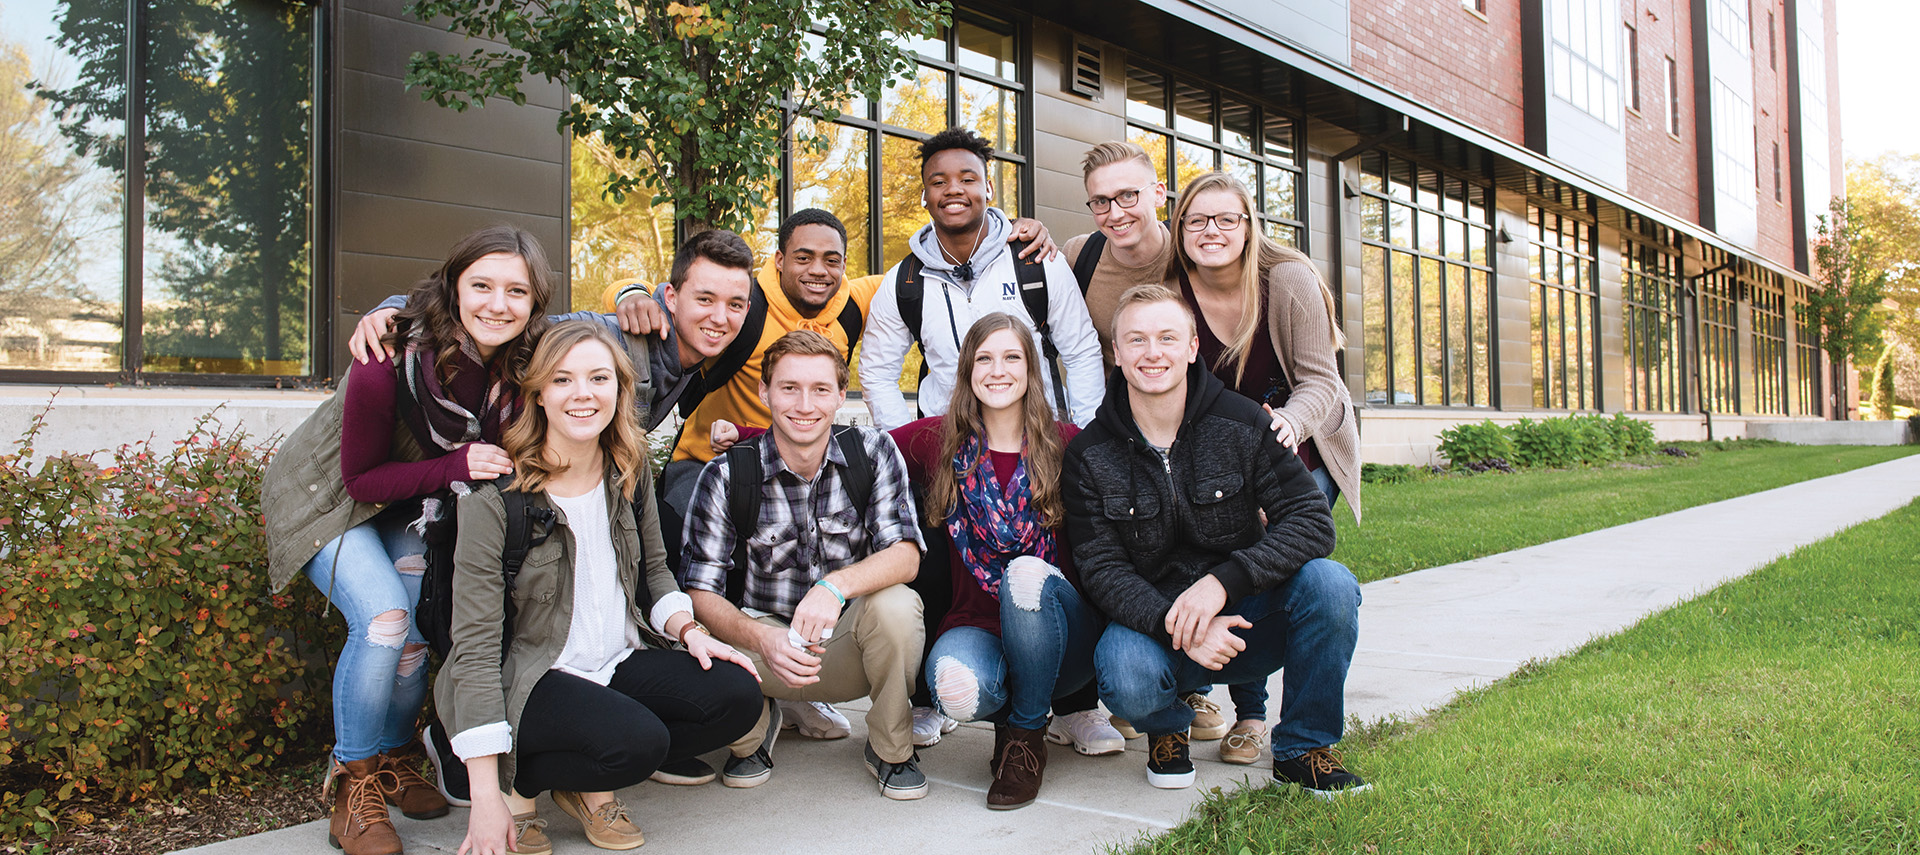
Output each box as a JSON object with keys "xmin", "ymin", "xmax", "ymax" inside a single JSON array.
[
  {"xmin": 895, "ymin": 239, "xmax": 1065, "ymax": 413},
  {"xmin": 719, "ymin": 425, "xmax": 875, "ymax": 605},
  {"xmin": 415, "ymin": 476, "xmax": 553, "ymax": 661}
]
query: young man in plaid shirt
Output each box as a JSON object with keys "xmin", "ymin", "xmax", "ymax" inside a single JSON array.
[{"xmin": 683, "ymin": 330, "xmax": 931, "ymax": 799}]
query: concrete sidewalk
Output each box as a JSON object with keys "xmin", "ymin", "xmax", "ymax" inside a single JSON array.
[{"xmin": 173, "ymin": 453, "xmax": 1920, "ymax": 855}]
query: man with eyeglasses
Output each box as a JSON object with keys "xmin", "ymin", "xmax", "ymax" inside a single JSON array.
[{"xmin": 1064, "ymin": 141, "xmax": 1174, "ymax": 366}]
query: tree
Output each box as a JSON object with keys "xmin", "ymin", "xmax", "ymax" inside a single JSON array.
[
  {"xmin": 1844, "ymin": 154, "xmax": 1920, "ymax": 406},
  {"xmin": 403, "ymin": 0, "xmax": 950, "ymax": 235},
  {"xmin": 1868, "ymin": 344, "xmax": 1896, "ymax": 420},
  {"xmin": 1809, "ymin": 196, "xmax": 1889, "ymax": 420}
]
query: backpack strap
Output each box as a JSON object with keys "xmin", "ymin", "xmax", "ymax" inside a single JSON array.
[
  {"xmin": 680, "ymin": 280, "xmax": 769, "ymax": 418},
  {"xmin": 836, "ymin": 297, "xmax": 864, "ymax": 356},
  {"xmin": 615, "ymin": 330, "xmax": 663, "ymax": 432},
  {"xmin": 894, "ymin": 255, "xmax": 925, "ymax": 347},
  {"xmin": 724, "ymin": 438, "xmax": 763, "ymax": 606},
  {"xmin": 1009, "ymin": 238, "xmax": 1069, "ymax": 417},
  {"xmin": 831, "ymin": 426, "xmax": 874, "ymax": 528},
  {"xmin": 1070, "ymin": 231, "xmax": 1106, "ymax": 296},
  {"xmin": 495, "ymin": 476, "xmax": 554, "ymax": 659}
]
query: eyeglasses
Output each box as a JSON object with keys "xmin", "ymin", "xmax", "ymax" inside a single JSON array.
[
  {"xmin": 1085, "ymin": 183, "xmax": 1156, "ymax": 214},
  {"xmin": 1181, "ymin": 212, "xmax": 1247, "ymax": 232}
]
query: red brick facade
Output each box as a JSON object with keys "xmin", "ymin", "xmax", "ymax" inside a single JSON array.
[
  {"xmin": 1750, "ymin": 0, "xmax": 1796, "ymax": 267},
  {"xmin": 1620, "ymin": 0, "xmax": 1699, "ymax": 222},
  {"xmin": 1350, "ymin": 0, "xmax": 1527, "ymax": 144}
]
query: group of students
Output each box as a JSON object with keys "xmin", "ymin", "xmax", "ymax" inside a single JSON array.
[{"xmin": 261, "ymin": 127, "xmax": 1366, "ymax": 855}]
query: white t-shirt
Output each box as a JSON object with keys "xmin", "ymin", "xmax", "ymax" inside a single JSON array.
[{"xmin": 548, "ymin": 484, "xmax": 641, "ymax": 686}]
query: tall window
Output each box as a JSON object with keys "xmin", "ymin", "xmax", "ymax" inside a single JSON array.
[
  {"xmin": 1528, "ymin": 207, "xmax": 1600, "ymax": 409},
  {"xmin": 1708, "ymin": 0, "xmax": 1752, "ymax": 57},
  {"xmin": 1550, "ymin": 0, "xmax": 1623, "ymax": 127},
  {"xmin": 1124, "ymin": 62, "xmax": 1306, "ymax": 247},
  {"xmin": 1462, "ymin": 0, "xmax": 1487, "ymax": 14},
  {"xmin": 1357, "ymin": 151, "xmax": 1496, "ymax": 408},
  {"xmin": 1773, "ymin": 141, "xmax": 1783, "ymax": 202},
  {"xmin": 1767, "ymin": 10, "xmax": 1778, "ymax": 69},
  {"xmin": 1711, "ymin": 81, "xmax": 1757, "ymax": 193},
  {"xmin": 1699, "ymin": 267, "xmax": 1741, "ymax": 413},
  {"xmin": 1665, "ymin": 56, "xmax": 1682, "ymax": 136},
  {"xmin": 1, "ymin": 0, "xmax": 317, "ymax": 380},
  {"xmin": 1793, "ymin": 282, "xmax": 1822, "ymax": 415},
  {"xmin": 1624, "ymin": 23, "xmax": 1641, "ymax": 113},
  {"xmin": 1750, "ymin": 272, "xmax": 1788, "ymax": 415},
  {"xmin": 1622, "ymin": 229, "xmax": 1687, "ymax": 412}
]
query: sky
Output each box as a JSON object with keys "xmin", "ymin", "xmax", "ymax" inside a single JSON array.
[{"xmin": 1836, "ymin": 0, "xmax": 1920, "ymax": 161}]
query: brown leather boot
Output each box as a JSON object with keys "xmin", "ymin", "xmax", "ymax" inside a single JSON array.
[
  {"xmin": 378, "ymin": 747, "xmax": 451, "ymax": 819},
  {"xmin": 327, "ymin": 758, "xmax": 404, "ymax": 855},
  {"xmin": 988, "ymin": 721, "xmax": 1012, "ymax": 775},
  {"xmin": 986, "ymin": 724, "xmax": 1048, "ymax": 810}
]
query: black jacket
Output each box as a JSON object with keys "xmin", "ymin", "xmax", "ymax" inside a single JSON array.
[{"xmin": 1062, "ymin": 362, "xmax": 1335, "ymax": 642}]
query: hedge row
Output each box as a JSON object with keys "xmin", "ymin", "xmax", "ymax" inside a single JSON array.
[
  {"xmin": 1436, "ymin": 413, "xmax": 1657, "ymax": 471},
  {"xmin": 0, "ymin": 410, "xmax": 339, "ymax": 840}
]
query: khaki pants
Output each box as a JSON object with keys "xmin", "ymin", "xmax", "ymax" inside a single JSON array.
[{"xmin": 729, "ymin": 584, "xmax": 924, "ymax": 764}]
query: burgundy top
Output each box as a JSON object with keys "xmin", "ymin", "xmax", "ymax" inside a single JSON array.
[
  {"xmin": 893, "ymin": 417, "xmax": 1083, "ymax": 638},
  {"xmin": 1179, "ymin": 271, "xmax": 1322, "ymax": 472},
  {"xmin": 339, "ymin": 352, "xmax": 504, "ymax": 504}
]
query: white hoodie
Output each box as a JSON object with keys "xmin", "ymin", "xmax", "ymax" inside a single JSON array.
[{"xmin": 861, "ymin": 208, "xmax": 1105, "ymax": 430}]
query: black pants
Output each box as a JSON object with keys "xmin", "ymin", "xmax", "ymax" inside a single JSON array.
[{"xmin": 513, "ymin": 648, "xmax": 761, "ymax": 796}]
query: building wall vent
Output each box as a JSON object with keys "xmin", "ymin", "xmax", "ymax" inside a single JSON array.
[{"xmin": 1067, "ymin": 37, "xmax": 1102, "ymax": 99}]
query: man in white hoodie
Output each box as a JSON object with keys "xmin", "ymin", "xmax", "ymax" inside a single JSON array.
[{"xmin": 861, "ymin": 127, "xmax": 1105, "ymax": 430}]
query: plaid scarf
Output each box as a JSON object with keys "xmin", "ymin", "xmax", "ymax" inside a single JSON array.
[
  {"xmin": 947, "ymin": 435, "xmax": 1055, "ymax": 597},
  {"xmin": 398, "ymin": 333, "xmax": 513, "ymax": 454}
]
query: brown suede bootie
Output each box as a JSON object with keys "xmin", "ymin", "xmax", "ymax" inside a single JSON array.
[
  {"xmin": 986, "ymin": 724, "xmax": 1048, "ymax": 810},
  {"xmin": 327, "ymin": 758, "xmax": 404, "ymax": 855},
  {"xmin": 377, "ymin": 748, "xmax": 451, "ymax": 819}
]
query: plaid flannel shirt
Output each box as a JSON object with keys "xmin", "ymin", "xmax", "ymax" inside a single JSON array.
[{"xmin": 681, "ymin": 426, "xmax": 924, "ymax": 620}]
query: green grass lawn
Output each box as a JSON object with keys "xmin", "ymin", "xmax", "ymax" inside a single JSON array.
[
  {"xmin": 1336, "ymin": 443, "xmax": 1919, "ymax": 582},
  {"xmin": 1128, "ymin": 497, "xmax": 1920, "ymax": 855}
]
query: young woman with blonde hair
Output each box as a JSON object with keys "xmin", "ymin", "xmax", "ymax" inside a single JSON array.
[{"xmin": 439, "ymin": 321, "xmax": 762, "ymax": 855}]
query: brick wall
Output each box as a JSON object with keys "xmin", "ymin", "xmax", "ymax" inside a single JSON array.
[
  {"xmin": 1349, "ymin": 0, "xmax": 1526, "ymax": 143},
  {"xmin": 1750, "ymin": 0, "xmax": 1796, "ymax": 267},
  {"xmin": 1620, "ymin": 0, "xmax": 1699, "ymax": 222}
]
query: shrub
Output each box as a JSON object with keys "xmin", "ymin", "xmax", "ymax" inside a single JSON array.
[
  {"xmin": 1436, "ymin": 420, "xmax": 1514, "ymax": 469},
  {"xmin": 1509, "ymin": 417, "xmax": 1584, "ymax": 469},
  {"xmin": 0, "ymin": 408, "xmax": 340, "ymax": 840},
  {"xmin": 1610, "ymin": 413, "xmax": 1657, "ymax": 457},
  {"xmin": 1362, "ymin": 463, "xmax": 1431, "ymax": 485}
]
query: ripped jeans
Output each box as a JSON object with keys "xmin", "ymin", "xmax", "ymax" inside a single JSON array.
[
  {"xmin": 303, "ymin": 512, "xmax": 429, "ymax": 764},
  {"xmin": 926, "ymin": 557, "xmax": 1102, "ymax": 731}
]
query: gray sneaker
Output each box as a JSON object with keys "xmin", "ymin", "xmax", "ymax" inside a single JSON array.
[
  {"xmin": 863, "ymin": 742, "xmax": 929, "ymax": 800},
  {"xmin": 722, "ymin": 699, "xmax": 782, "ymax": 788}
]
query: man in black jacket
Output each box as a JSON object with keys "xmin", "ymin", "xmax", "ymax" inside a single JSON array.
[{"xmin": 1062, "ymin": 284, "xmax": 1366, "ymax": 798}]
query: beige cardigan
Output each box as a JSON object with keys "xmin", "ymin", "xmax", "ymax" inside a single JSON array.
[{"xmin": 1262, "ymin": 259, "xmax": 1363, "ymax": 523}]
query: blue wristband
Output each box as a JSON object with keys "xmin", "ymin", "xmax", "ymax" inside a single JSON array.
[{"xmin": 814, "ymin": 578, "xmax": 847, "ymax": 607}]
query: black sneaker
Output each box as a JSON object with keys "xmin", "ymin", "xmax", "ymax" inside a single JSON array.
[
  {"xmin": 649, "ymin": 757, "xmax": 717, "ymax": 786},
  {"xmin": 862, "ymin": 742, "xmax": 929, "ymax": 800},
  {"xmin": 1145, "ymin": 730, "xmax": 1194, "ymax": 789},
  {"xmin": 722, "ymin": 699, "xmax": 782, "ymax": 788},
  {"xmin": 420, "ymin": 724, "xmax": 472, "ymax": 807},
  {"xmin": 1273, "ymin": 746, "xmax": 1372, "ymax": 800}
]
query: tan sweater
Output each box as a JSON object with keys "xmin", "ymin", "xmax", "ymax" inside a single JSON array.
[
  {"xmin": 1064, "ymin": 227, "xmax": 1175, "ymax": 367},
  {"xmin": 1260, "ymin": 259, "xmax": 1363, "ymax": 523}
]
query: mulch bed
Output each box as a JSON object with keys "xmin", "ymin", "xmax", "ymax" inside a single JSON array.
[{"xmin": 3, "ymin": 760, "xmax": 329, "ymax": 855}]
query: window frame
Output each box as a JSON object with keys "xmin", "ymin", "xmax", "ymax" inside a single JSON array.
[
  {"xmin": 1525, "ymin": 203, "xmax": 1603, "ymax": 411},
  {"xmin": 1621, "ymin": 227, "xmax": 1688, "ymax": 413}
]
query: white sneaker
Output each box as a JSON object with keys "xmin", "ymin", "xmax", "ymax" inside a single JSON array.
[
  {"xmin": 1046, "ymin": 709, "xmax": 1126, "ymax": 756},
  {"xmin": 778, "ymin": 700, "xmax": 851, "ymax": 740},
  {"xmin": 911, "ymin": 706, "xmax": 957, "ymax": 747}
]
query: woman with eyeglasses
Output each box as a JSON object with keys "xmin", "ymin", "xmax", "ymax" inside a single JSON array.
[{"xmin": 1160, "ymin": 170, "xmax": 1363, "ymax": 766}]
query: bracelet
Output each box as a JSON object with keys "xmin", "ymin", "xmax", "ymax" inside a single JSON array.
[
  {"xmin": 813, "ymin": 579, "xmax": 847, "ymax": 607},
  {"xmin": 677, "ymin": 620, "xmax": 709, "ymax": 644},
  {"xmin": 615, "ymin": 281, "xmax": 655, "ymax": 304}
]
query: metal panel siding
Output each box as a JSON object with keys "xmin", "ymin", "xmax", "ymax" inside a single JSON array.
[
  {"xmin": 337, "ymin": 132, "xmax": 565, "ymax": 215},
  {"xmin": 1537, "ymin": 0, "xmax": 1628, "ymax": 187},
  {"xmin": 1204, "ymin": 0, "xmax": 1350, "ymax": 64}
]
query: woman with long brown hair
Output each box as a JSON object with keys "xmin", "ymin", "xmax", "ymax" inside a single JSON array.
[
  {"xmin": 896, "ymin": 312, "xmax": 1104, "ymax": 810},
  {"xmin": 439, "ymin": 321, "xmax": 762, "ymax": 855},
  {"xmin": 1163, "ymin": 171, "xmax": 1361, "ymax": 766},
  {"xmin": 265, "ymin": 225, "xmax": 555, "ymax": 855}
]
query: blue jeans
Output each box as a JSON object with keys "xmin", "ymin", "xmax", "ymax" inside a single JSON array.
[
  {"xmin": 926, "ymin": 559, "xmax": 1101, "ymax": 730},
  {"xmin": 1222, "ymin": 467, "xmax": 1340, "ymax": 721},
  {"xmin": 1096, "ymin": 558, "xmax": 1360, "ymax": 758},
  {"xmin": 303, "ymin": 513, "xmax": 429, "ymax": 764}
]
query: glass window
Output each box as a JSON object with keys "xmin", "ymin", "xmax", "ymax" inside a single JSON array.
[
  {"xmin": 1358, "ymin": 152, "xmax": 1495, "ymax": 407},
  {"xmin": 4, "ymin": 0, "xmax": 316, "ymax": 380},
  {"xmin": 1622, "ymin": 231, "xmax": 1686, "ymax": 412},
  {"xmin": 955, "ymin": 19, "xmax": 1015, "ymax": 80},
  {"xmin": 1549, "ymin": 0, "xmax": 1624, "ymax": 128},
  {"xmin": 1527, "ymin": 206, "xmax": 1600, "ymax": 409},
  {"xmin": 1698, "ymin": 257, "xmax": 1740, "ymax": 413},
  {"xmin": 1793, "ymin": 282, "xmax": 1822, "ymax": 415},
  {"xmin": 1126, "ymin": 59, "xmax": 1305, "ymax": 245},
  {"xmin": 1750, "ymin": 272, "xmax": 1787, "ymax": 415}
]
